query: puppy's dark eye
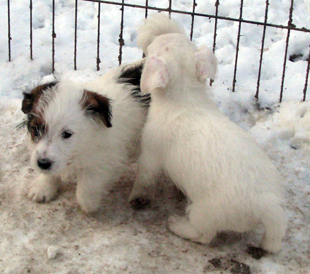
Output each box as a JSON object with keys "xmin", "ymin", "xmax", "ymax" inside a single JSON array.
[{"xmin": 62, "ymin": 130, "xmax": 73, "ymax": 139}]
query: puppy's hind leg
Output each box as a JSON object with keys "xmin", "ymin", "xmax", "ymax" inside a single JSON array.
[
  {"xmin": 168, "ymin": 203, "xmax": 217, "ymax": 244},
  {"xmin": 129, "ymin": 151, "xmax": 162, "ymax": 209},
  {"xmin": 261, "ymin": 205, "xmax": 287, "ymax": 253}
]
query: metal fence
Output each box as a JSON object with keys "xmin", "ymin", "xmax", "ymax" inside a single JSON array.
[{"xmin": 5, "ymin": 0, "xmax": 310, "ymax": 102}]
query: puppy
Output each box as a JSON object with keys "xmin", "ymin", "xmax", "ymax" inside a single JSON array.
[
  {"xmin": 129, "ymin": 14, "xmax": 287, "ymax": 253},
  {"xmin": 22, "ymin": 60, "xmax": 150, "ymax": 213}
]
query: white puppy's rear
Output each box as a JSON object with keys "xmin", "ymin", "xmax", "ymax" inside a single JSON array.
[
  {"xmin": 137, "ymin": 14, "xmax": 186, "ymax": 54},
  {"xmin": 129, "ymin": 14, "xmax": 286, "ymax": 253}
]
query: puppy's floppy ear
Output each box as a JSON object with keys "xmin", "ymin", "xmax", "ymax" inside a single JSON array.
[
  {"xmin": 22, "ymin": 81, "xmax": 58, "ymax": 114},
  {"xmin": 22, "ymin": 92, "xmax": 35, "ymax": 114},
  {"xmin": 141, "ymin": 57, "xmax": 170, "ymax": 94},
  {"xmin": 195, "ymin": 46, "xmax": 217, "ymax": 83},
  {"xmin": 82, "ymin": 90, "xmax": 112, "ymax": 128}
]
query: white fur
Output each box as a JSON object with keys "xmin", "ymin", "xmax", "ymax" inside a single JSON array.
[
  {"xmin": 137, "ymin": 13, "xmax": 186, "ymax": 54},
  {"xmin": 26, "ymin": 60, "xmax": 148, "ymax": 213},
  {"xmin": 129, "ymin": 14, "xmax": 287, "ymax": 253}
]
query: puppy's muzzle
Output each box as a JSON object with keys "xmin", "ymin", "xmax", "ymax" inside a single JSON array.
[{"xmin": 37, "ymin": 158, "xmax": 53, "ymax": 170}]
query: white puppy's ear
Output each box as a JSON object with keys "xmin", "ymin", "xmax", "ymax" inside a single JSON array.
[
  {"xmin": 141, "ymin": 57, "xmax": 170, "ymax": 94},
  {"xmin": 81, "ymin": 90, "xmax": 112, "ymax": 128},
  {"xmin": 195, "ymin": 46, "xmax": 217, "ymax": 82}
]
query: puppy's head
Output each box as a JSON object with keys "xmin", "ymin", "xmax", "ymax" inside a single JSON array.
[
  {"xmin": 141, "ymin": 34, "xmax": 217, "ymax": 94},
  {"xmin": 22, "ymin": 81, "xmax": 112, "ymax": 174}
]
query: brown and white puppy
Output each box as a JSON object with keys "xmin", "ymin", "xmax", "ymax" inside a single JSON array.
[{"xmin": 22, "ymin": 60, "xmax": 150, "ymax": 213}]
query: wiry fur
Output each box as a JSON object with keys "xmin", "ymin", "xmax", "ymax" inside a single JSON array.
[
  {"xmin": 129, "ymin": 14, "xmax": 287, "ymax": 253},
  {"xmin": 23, "ymin": 60, "xmax": 149, "ymax": 213}
]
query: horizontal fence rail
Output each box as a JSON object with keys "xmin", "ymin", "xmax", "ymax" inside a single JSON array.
[
  {"xmin": 84, "ymin": 0, "xmax": 310, "ymax": 33},
  {"xmin": 5, "ymin": 0, "xmax": 310, "ymax": 103}
]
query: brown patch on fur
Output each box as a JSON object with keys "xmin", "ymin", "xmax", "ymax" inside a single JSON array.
[
  {"xmin": 22, "ymin": 82, "xmax": 58, "ymax": 114},
  {"xmin": 27, "ymin": 114, "xmax": 47, "ymax": 142},
  {"xmin": 81, "ymin": 90, "xmax": 112, "ymax": 128},
  {"xmin": 22, "ymin": 82, "xmax": 56, "ymax": 142}
]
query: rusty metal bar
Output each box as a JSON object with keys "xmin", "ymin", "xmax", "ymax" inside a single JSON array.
[
  {"xmin": 7, "ymin": 0, "xmax": 11, "ymax": 62},
  {"xmin": 302, "ymin": 45, "xmax": 310, "ymax": 101},
  {"xmin": 96, "ymin": 1, "xmax": 101, "ymax": 71},
  {"xmin": 189, "ymin": 0, "xmax": 196, "ymax": 41},
  {"xmin": 74, "ymin": 0, "xmax": 78, "ymax": 70},
  {"xmin": 118, "ymin": 0, "xmax": 125, "ymax": 65},
  {"xmin": 232, "ymin": 0, "xmax": 244, "ymax": 92},
  {"xmin": 210, "ymin": 0, "xmax": 219, "ymax": 86},
  {"xmin": 255, "ymin": 0, "xmax": 269, "ymax": 100},
  {"xmin": 142, "ymin": 0, "xmax": 149, "ymax": 58},
  {"xmin": 279, "ymin": 0, "xmax": 294, "ymax": 103},
  {"xmin": 212, "ymin": 0, "xmax": 219, "ymax": 53},
  {"xmin": 8, "ymin": 0, "xmax": 307, "ymax": 102},
  {"xmin": 83, "ymin": 0, "xmax": 310, "ymax": 33},
  {"xmin": 30, "ymin": 0, "xmax": 33, "ymax": 60},
  {"xmin": 168, "ymin": 0, "xmax": 172, "ymax": 16},
  {"xmin": 144, "ymin": 0, "xmax": 148, "ymax": 18},
  {"xmin": 52, "ymin": 0, "xmax": 56, "ymax": 72}
]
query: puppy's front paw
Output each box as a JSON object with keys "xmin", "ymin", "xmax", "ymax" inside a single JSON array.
[
  {"xmin": 76, "ymin": 191, "xmax": 101, "ymax": 214},
  {"xmin": 27, "ymin": 176, "xmax": 59, "ymax": 203}
]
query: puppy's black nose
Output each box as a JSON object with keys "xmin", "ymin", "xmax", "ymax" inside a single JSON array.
[{"xmin": 37, "ymin": 158, "xmax": 52, "ymax": 170}]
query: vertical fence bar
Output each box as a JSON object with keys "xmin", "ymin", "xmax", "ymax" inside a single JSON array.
[
  {"xmin": 52, "ymin": 0, "xmax": 56, "ymax": 72},
  {"xmin": 145, "ymin": 0, "xmax": 149, "ymax": 18},
  {"xmin": 232, "ymin": 0, "xmax": 244, "ymax": 92},
  {"xmin": 30, "ymin": 0, "xmax": 33, "ymax": 60},
  {"xmin": 74, "ymin": 0, "xmax": 78, "ymax": 70},
  {"xmin": 255, "ymin": 0, "xmax": 269, "ymax": 100},
  {"xmin": 7, "ymin": 0, "xmax": 11, "ymax": 62},
  {"xmin": 302, "ymin": 45, "xmax": 310, "ymax": 101},
  {"xmin": 4, "ymin": 0, "xmax": 308, "ymax": 102},
  {"xmin": 189, "ymin": 0, "xmax": 196, "ymax": 41},
  {"xmin": 210, "ymin": 0, "xmax": 220, "ymax": 86},
  {"xmin": 142, "ymin": 0, "xmax": 149, "ymax": 58},
  {"xmin": 212, "ymin": 0, "xmax": 219, "ymax": 53},
  {"xmin": 279, "ymin": 0, "xmax": 294, "ymax": 103},
  {"xmin": 96, "ymin": 1, "xmax": 101, "ymax": 71},
  {"xmin": 168, "ymin": 0, "xmax": 172, "ymax": 17},
  {"xmin": 118, "ymin": 0, "xmax": 125, "ymax": 65}
]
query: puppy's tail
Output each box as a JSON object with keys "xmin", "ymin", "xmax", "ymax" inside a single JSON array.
[{"xmin": 137, "ymin": 13, "xmax": 185, "ymax": 54}]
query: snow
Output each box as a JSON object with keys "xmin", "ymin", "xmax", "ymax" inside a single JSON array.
[{"xmin": 0, "ymin": 0, "xmax": 310, "ymax": 273}]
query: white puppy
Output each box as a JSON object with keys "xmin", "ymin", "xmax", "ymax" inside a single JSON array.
[
  {"xmin": 129, "ymin": 14, "xmax": 286, "ymax": 253},
  {"xmin": 22, "ymin": 60, "xmax": 150, "ymax": 213}
]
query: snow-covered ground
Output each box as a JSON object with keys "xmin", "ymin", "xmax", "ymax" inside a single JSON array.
[{"xmin": 0, "ymin": 0, "xmax": 310, "ymax": 273}]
